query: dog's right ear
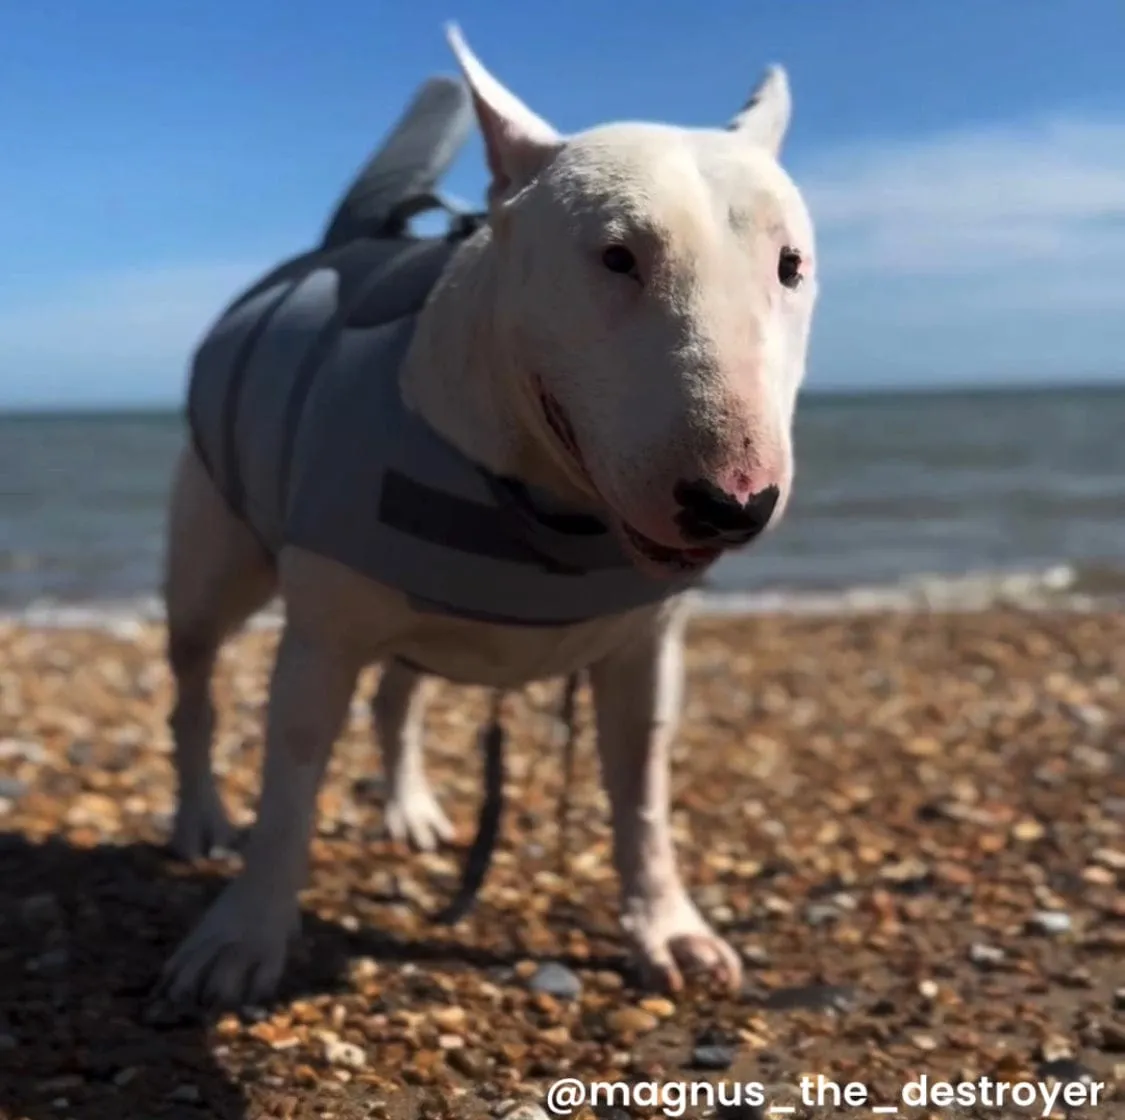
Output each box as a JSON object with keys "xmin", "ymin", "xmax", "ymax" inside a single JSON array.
[
  {"xmin": 728, "ymin": 65, "xmax": 792, "ymax": 157},
  {"xmin": 445, "ymin": 23, "xmax": 563, "ymax": 206}
]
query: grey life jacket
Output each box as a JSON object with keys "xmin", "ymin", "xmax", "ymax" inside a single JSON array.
[{"xmin": 185, "ymin": 77, "xmax": 703, "ymax": 629}]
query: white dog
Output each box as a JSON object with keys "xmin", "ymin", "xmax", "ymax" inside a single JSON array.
[{"xmin": 156, "ymin": 24, "xmax": 818, "ymax": 1010}]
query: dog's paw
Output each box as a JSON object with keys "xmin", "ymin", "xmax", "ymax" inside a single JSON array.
[
  {"xmin": 168, "ymin": 789, "xmax": 238, "ymax": 861},
  {"xmin": 622, "ymin": 890, "xmax": 742, "ymax": 995},
  {"xmin": 383, "ymin": 783, "xmax": 454, "ymax": 851},
  {"xmin": 155, "ymin": 880, "xmax": 299, "ymax": 1011}
]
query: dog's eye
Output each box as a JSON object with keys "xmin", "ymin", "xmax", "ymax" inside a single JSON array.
[
  {"xmin": 601, "ymin": 244, "xmax": 639, "ymax": 279},
  {"xmin": 778, "ymin": 247, "xmax": 803, "ymax": 290}
]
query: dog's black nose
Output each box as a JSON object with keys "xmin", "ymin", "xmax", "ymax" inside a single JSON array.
[{"xmin": 673, "ymin": 479, "xmax": 779, "ymax": 545}]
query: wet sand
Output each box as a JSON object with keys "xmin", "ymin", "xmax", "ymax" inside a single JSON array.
[{"xmin": 0, "ymin": 609, "xmax": 1123, "ymax": 1119}]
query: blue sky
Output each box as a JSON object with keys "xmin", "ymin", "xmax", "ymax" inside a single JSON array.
[{"xmin": 1, "ymin": 0, "xmax": 1123, "ymax": 409}]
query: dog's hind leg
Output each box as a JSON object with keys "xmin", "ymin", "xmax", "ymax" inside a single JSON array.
[
  {"xmin": 371, "ymin": 660, "xmax": 453, "ymax": 850},
  {"xmin": 163, "ymin": 443, "xmax": 277, "ymax": 860}
]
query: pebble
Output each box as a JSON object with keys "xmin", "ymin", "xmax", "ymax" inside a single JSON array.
[
  {"xmin": 36, "ymin": 1075, "xmax": 83, "ymax": 1093},
  {"xmin": 526, "ymin": 961, "xmax": 582, "ymax": 1001},
  {"xmin": 1093, "ymin": 847, "xmax": 1125, "ymax": 871},
  {"xmin": 448, "ymin": 1048, "xmax": 489, "ymax": 1078},
  {"xmin": 1069, "ymin": 703, "xmax": 1108, "ymax": 728},
  {"xmin": 1012, "ymin": 817, "xmax": 1046, "ymax": 841},
  {"xmin": 1038, "ymin": 1058, "xmax": 1094, "ymax": 1084},
  {"xmin": 1037, "ymin": 1035, "xmax": 1073, "ymax": 1063},
  {"xmin": 28, "ymin": 948, "xmax": 69, "ymax": 975},
  {"xmin": 606, "ymin": 1007, "xmax": 659, "ymax": 1036},
  {"xmin": 1113, "ymin": 987, "xmax": 1125, "ymax": 1011},
  {"xmin": 352, "ymin": 776, "xmax": 385, "ymax": 801},
  {"xmin": 803, "ymin": 902, "xmax": 841, "ymax": 927},
  {"xmin": 968, "ymin": 942, "xmax": 1005, "ymax": 968},
  {"xmin": 498, "ymin": 1104, "xmax": 549, "ymax": 1120},
  {"xmin": 19, "ymin": 892, "xmax": 61, "ymax": 926},
  {"xmin": 0, "ymin": 737, "xmax": 45, "ymax": 763},
  {"xmin": 324, "ymin": 1039, "xmax": 367, "ymax": 1069},
  {"xmin": 0, "ymin": 777, "xmax": 28, "ymax": 800},
  {"xmin": 431, "ymin": 1005, "xmax": 467, "ymax": 1031},
  {"xmin": 168, "ymin": 1085, "xmax": 201, "ymax": 1103},
  {"xmin": 742, "ymin": 944, "xmax": 771, "ymax": 967},
  {"xmin": 67, "ymin": 740, "xmax": 95, "ymax": 767},
  {"xmin": 538, "ymin": 1025, "xmax": 570, "ymax": 1046},
  {"xmin": 1027, "ymin": 910, "xmax": 1072, "ymax": 935},
  {"xmin": 690, "ymin": 1043, "xmax": 735, "ymax": 1070},
  {"xmin": 763, "ymin": 984, "xmax": 855, "ymax": 1012}
]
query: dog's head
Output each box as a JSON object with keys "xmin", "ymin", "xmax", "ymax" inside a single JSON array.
[{"xmin": 448, "ymin": 26, "xmax": 818, "ymax": 577}]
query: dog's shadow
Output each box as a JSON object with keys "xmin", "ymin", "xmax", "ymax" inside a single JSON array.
[{"xmin": 0, "ymin": 831, "xmax": 618, "ymax": 1120}]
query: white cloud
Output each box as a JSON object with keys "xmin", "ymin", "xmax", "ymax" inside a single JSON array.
[
  {"xmin": 802, "ymin": 116, "xmax": 1125, "ymax": 288},
  {"xmin": 1, "ymin": 111, "xmax": 1122, "ymax": 406},
  {"xmin": 796, "ymin": 113, "xmax": 1125, "ymax": 384}
]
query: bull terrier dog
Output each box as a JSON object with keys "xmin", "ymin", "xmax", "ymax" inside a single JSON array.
[{"xmin": 156, "ymin": 24, "xmax": 818, "ymax": 1009}]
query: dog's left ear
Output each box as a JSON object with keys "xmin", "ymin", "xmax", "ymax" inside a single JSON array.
[
  {"xmin": 728, "ymin": 65, "xmax": 791, "ymax": 157},
  {"xmin": 445, "ymin": 23, "xmax": 564, "ymax": 206}
]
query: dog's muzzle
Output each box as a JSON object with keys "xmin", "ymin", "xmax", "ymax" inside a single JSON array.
[{"xmin": 534, "ymin": 381, "xmax": 722, "ymax": 573}]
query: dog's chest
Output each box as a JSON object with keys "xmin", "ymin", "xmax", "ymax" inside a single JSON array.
[
  {"xmin": 281, "ymin": 547, "xmax": 666, "ymax": 687},
  {"xmin": 393, "ymin": 603, "xmax": 659, "ymax": 687}
]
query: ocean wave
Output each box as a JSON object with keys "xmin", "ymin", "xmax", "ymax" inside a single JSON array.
[
  {"xmin": 0, "ymin": 563, "xmax": 1120, "ymax": 634},
  {"xmin": 692, "ymin": 563, "xmax": 1116, "ymax": 616}
]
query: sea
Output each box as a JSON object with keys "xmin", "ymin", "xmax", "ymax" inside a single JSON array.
[{"xmin": 2, "ymin": 383, "xmax": 1124, "ymax": 626}]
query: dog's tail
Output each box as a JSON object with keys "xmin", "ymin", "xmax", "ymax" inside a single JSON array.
[{"xmin": 319, "ymin": 75, "xmax": 476, "ymax": 249}]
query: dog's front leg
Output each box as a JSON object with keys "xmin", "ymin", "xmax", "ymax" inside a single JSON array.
[
  {"xmin": 589, "ymin": 612, "xmax": 742, "ymax": 994},
  {"xmin": 159, "ymin": 624, "xmax": 360, "ymax": 1010}
]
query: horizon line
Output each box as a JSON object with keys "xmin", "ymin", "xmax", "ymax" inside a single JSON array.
[{"xmin": 1, "ymin": 373, "xmax": 1124, "ymax": 419}]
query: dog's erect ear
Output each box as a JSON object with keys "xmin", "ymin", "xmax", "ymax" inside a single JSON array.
[
  {"xmin": 445, "ymin": 23, "xmax": 563, "ymax": 204},
  {"xmin": 727, "ymin": 65, "xmax": 791, "ymax": 157}
]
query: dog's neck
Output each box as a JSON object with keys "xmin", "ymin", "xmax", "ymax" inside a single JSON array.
[{"xmin": 399, "ymin": 229, "xmax": 596, "ymax": 512}]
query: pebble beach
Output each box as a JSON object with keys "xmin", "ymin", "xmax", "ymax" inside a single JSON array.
[{"xmin": 1, "ymin": 607, "xmax": 1124, "ymax": 1119}]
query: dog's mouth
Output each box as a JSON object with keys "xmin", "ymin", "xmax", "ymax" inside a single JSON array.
[
  {"xmin": 535, "ymin": 383, "xmax": 722, "ymax": 575},
  {"xmin": 618, "ymin": 521, "xmax": 722, "ymax": 572}
]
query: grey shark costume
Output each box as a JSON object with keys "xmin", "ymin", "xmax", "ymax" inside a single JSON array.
[{"xmin": 185, "ymin": 76, "xmax": 703, "ymax": 630}]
